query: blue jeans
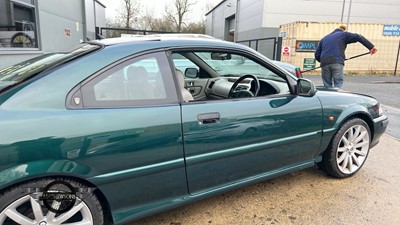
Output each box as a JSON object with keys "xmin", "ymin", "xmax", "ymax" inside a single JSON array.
[{"xmin": 321, "ymin": 63, "xmax": 344, "ymax": 88}]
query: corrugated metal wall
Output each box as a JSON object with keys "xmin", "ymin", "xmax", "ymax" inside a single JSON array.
[{"xmin": 280, "ymin": 21, "xmax": 400, "ymax": 74}]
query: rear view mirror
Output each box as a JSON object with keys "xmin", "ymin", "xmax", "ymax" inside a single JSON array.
[
  {"xmin": 211, "ymin": 53, "xmax": 231, "ymax": 60},
  {"xmin": 185, "ymin": 68, "xmax": 199, "ymax": 78}
]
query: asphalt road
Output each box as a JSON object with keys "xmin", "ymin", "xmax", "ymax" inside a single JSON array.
[
  {"xmin": 127, "ymin": 75, "xmax": 400, "ymax": 225},
  {"xmin": 303, "ymin": 74, "xmax": 400, "ymax": 139}
]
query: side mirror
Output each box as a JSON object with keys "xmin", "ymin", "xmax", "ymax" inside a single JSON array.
[
  {"xmin": 185, "ymin": 68, "xmax": 199, "ymax": 78},
  {"xmin": 297, "ymin": 78, "xmax": 316, "ymax": 97}
]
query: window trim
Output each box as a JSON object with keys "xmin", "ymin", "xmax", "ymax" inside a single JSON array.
[
  {"xmin": 167, "ymin": 46, "xmax": 294, "ymax": 80},
  {"xmin": 166, "ymin": 46, "xmax": 297, "ymax": 97},
  {"xmin": 67, "ymin": 51, "xmax": 179, "ymax": 109}
]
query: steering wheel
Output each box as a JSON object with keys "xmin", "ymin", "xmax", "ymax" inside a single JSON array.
[{"xmin": 228, "ymin": 74, "xmax": 260, "ymax": 98}]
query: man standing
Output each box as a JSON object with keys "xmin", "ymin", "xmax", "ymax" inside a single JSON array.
[{"xmin": 315, "ymin": 25, "xmax": 377, "ymax": 88}]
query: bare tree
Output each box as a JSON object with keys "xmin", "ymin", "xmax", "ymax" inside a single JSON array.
[
  {"xmin": 182, "ymin": 20, "xmax": 205, "ymax": 34},
  {"xmin": 141, "ymin": 9, "xmax": 175, "ymax": 32},
  {"xmin": 165, "ymin": 0, "xmax": 196, "ymax": 32},
  {"xmin": 117, "ymin": 0, "xmax": 141, "ymax": 29},
  {"xmin": 106, "ymin": 19, "xmax": 123, "ymax": 38}
]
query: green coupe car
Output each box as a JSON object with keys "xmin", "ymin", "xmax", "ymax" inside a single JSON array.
[{"xmin": 0, "ymin": 35, "xmax": 388, "ymax": 225}]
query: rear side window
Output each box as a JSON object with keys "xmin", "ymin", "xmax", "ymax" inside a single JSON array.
[
  {"xmin": 80, "ymin": 52, "xmax": 178, "ymax": 108},
  {"xmin": 0, "ymin": 44, "xmax": 99, "ymax": 94}
]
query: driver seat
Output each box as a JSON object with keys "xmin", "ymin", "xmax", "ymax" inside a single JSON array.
[{"xmin": 175, "ymin": 69, "xmax": 194, "ymax": 102}]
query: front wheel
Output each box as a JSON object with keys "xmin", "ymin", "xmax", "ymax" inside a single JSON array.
[
  {"xmin": 319, "ymin": 118, "xmax": 371, "ymax": 178},
  {"xmin": 0, "ymin": 178, "xmax": 104, "ymax": 225}
]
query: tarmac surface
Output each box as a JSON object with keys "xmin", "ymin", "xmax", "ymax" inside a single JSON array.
[
  {"xmin": 128, "ymin": 75, "xmax": 400, "ymax": 225},
  {"xmin": 304, "ymin": 74, "xmax": 400, "ymax": 139},
  {"xmin": 132, "ymin": 135, "xmax": 400, "ymax": 225}
]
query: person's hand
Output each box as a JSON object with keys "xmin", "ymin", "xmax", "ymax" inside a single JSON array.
[{"xmin": 370, "ymin": 47, "xmax": 377, "ymax": 55}]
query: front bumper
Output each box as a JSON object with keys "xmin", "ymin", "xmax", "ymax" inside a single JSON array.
[{"xmin": 370, "ymin": 115, "xmax": 389, "ymax": 148}]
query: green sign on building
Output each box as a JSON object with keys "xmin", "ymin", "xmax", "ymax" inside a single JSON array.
[{"xmin": 303, "ymin": 58, "xmax": 316, "ymax": 70}]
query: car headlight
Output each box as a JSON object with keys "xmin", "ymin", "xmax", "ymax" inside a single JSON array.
[{"xmin": 372, "ymin": 104, "xmax": 383, "ymax": 117}]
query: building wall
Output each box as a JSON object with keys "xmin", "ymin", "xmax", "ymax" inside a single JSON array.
[
  {"xmin": 205, "ymin": 0, "xmax": 236, "ymax": 40},
  {"xmin": 38, "ymin": 0, "xmax": 84, "ymax": 52},
  {"xmin": 0, "ymin": 0, "xmax": 105, "ymax": 69},
  {"xmin": 263, "ymin": 0, "xmax": 400, "ymax": 28},
  {"xmin": 206, "ymin": 0, "xmax": 400, "ymax": 72},
  {"xmin": 236, "ymin": 0, "xmax": 264, "ymax": 33},
  {"xmin": 280, "ymin": 21, "xmax": 400, "ymax": 73},
  {"xmin": 206, "ymin": 0, "xmax": 266, "ymax": 41},
  {"xmin": 84, "ymin": 0, "xmax": 95, "ymax": 40},
  {"xmin": 0, "ymin": 1, "xmax": 9, "ymax": 26},
  {"xmin": 95, "ymin": 1, "xmax": 106, "ymax": 29},
  {"xmin": 207, "ymin": 0, "xmax": 400, "ymax": 40}
]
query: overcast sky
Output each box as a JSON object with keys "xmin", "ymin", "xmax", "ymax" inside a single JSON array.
[{"xmin": 100, "ymin": 0, "xmax": 218, "ymax": 23}]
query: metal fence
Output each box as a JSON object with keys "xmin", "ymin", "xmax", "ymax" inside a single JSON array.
[
  {"xmin": 97, "ymin": 27, "xmax": 173, "ymax": 39},
  {"xmin": 236, "ymin": 37, "xmax": 282, "ymax": 61}
]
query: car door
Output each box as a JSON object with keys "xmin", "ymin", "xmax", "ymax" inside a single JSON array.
[
  {"xmin": 173, "ymin": 50, "xmax": 323, "ymax": 195},
  {"xmin": 71, "ymin": 52, "xmax": 188, "ymax": 214}
]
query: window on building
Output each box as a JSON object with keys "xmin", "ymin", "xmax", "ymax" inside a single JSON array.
[
  {"xmin": 225, "ymin": 16, "xmax": 235, "ymax": 42},
  {"xmin": 0, "ymin": 0, "xmax": 38, "ymax": 49}
]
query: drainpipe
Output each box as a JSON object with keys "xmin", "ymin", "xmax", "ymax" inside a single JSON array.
[
  {"xmin": 81, "ymin": 0, "xmax": 87, "ymax": 41},
  {"xmin": 395, "ymin": 40, "xmax": 400, "ymax": 76},
  {"xmin": 346, "ymin": 0, "xmax": 352, "ymax": 30},
  {"xmin": 340, "ymin": 0, "xmax": 346, "ymax": 22},
  {"xmin": 234, "ymin": 0, "xmax": 240, "ymax": 42}
]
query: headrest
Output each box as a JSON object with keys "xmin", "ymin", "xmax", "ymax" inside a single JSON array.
[{"xmin": 175, "ymin": 69, "xmax": 185, "ymax": 88}]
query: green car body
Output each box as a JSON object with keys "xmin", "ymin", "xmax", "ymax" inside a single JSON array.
[{"xmin": 0, "ymin": 36, "xmax": 388, "ymax": 224}]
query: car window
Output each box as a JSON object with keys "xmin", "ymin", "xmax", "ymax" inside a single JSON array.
[
  {"xmin": 0, "ymin": 43, "xmax": 100, "ymax": 94},
  {"xmin": 170, "ymin": 50, "xmax": 290, "ymax": 101},
  {"xmin": 195, "ymin": 52, "xmax": 285, "ymax": 81},
  {"xmin": 81, "ymin": 52, "xmax": 178, "ymax": 108},
  {"xmin": 172, "ymin": 53, "xmax": 199, "ymax": 73}
]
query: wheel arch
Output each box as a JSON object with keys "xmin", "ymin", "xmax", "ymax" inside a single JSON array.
[
  {"xmin": 0, "ymin": 161, "xmax": 114, "ymax": 224},
  {"xmin": 317, "ymin": 106, "xmax": 375, "ymax": 159},
  {"xmin": 335, "ymin": 112, "xmax": 374, "ymax": 141}
]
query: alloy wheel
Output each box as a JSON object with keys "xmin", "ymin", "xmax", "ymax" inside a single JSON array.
[
  {"xmin": 336, "ymin": 124, "xmax": 370, "ymax": 174},
  {"xmin": 0, "ymin": 195, "xmax": 93, "ymax": 225}
]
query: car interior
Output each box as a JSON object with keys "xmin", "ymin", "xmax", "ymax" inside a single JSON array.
[
  {"xmin": 92, "ymin": 51, "xmax": 291, "ymax": 103},
  {"xmin": 172, "ymin": 51, "xmax": 291, "ymax": 102}
]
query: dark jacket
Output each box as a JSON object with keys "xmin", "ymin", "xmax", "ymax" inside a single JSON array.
[{"xmin": 315, "ymin": 29, "xmax": 374, "ymax": 66}]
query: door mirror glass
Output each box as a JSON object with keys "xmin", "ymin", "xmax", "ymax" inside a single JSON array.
[
  {"xmin": 185, "ymin": 68, "xmax": 199, "ymax": 78},
  {"xmin": 297, "ymin": 78, "xmax": 316, "ymax": 97}
]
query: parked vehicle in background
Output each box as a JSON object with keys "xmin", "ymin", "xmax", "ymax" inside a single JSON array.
[{"xmin": 0, "ymin": 34, "xmax": 388, "ymax": 225}]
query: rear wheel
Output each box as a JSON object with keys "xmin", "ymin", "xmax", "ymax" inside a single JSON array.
[
  {"xmin": 0, "ymin": 178, "xmax": 104, "ymax": 225},
  {"xmin": 319, "ymin": 118, "xmax": 371, "ymax": 178}
]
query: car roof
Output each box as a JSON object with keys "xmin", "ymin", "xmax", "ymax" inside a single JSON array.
[{"xmin": 89, "ymin": 33, "xmax": 243, "ymax": 50}]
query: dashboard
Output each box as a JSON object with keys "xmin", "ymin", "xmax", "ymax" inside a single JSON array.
[{"xmin": 204, "ymin": 77, "xmax": 289, "ymax": 99}]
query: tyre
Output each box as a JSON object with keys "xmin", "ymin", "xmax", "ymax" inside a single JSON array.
[
  {"xmin": 318, "ymin": 118, "xmax": 371, "ymax": 178},
  {"xmin": 0, "ymin": 178, "xmax": 104, "ymax": 225},
  {"xmin": 10, "ymin": 32, "xmax": 34, "ymax": 48}
]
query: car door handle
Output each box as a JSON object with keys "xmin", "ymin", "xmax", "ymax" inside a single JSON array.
[{"xmin": 197, "ymin": 112, "xmax": 220, "ymax": 125}]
